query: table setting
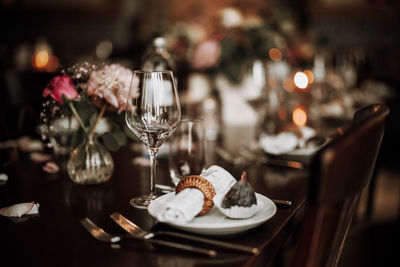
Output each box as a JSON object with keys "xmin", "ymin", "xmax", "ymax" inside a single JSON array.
[
  {"xmin": 115, "ymin": 69, "xmax": 289, "ymax": 252},
  {"xmin": 0, "ymin": 64, "xmax": 310, "ymax": 266},
  {"xmin": 1, "ymin": 28, "xmax": 384, "ymax": 267},
  {"xmin": 3, "ymin": 44, "xmax": 391, "ymax": 265}
]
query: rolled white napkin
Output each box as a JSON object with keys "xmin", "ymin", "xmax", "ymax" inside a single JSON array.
[
  {"xmin": 0, "ymin": 202, "xmax": 40, "ymax": 217},
  {"xmin": 157, "ymin": 188, "xmax": 204, "ymax": 223},
  {"xmin": 156, "ymin": 165, "xmax": 237, "ymax": 224}
]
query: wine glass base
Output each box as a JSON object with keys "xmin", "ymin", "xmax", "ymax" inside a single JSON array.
[{"xmin": 129, "ymin": 194, "xmax": 158, "ymax": 209}]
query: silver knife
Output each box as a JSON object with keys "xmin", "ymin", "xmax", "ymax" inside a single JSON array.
[{"xmin": 110, "ymin": 212, "xmax": 259, "ymax": 255}]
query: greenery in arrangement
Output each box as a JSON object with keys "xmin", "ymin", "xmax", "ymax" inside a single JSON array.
[
  {"xmin": 41, "ymin": 62, "xmax": 136, "ymax": 152},
  {"xmin": 218, "ymin": 25, "xmax": 279, "ymax": 83}
]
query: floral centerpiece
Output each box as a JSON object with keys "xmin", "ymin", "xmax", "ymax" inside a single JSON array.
[
  {"xmin": 163, "ymin": 9, "xmax": 282, "ymax": 83},
  {"xmin": 41, "ymin": 62, "xmax": 135, "ymax": 184}
]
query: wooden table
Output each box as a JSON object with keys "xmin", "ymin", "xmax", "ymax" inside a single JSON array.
[{"xmin": 0, "ymin": 129, "xmax": 308, "ymax": 267}]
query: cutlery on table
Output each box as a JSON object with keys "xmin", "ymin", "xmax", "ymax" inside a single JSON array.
[
  {"xmin": 155, "ymin": 184, "xmax": 292, "ymax": 208},
  {"xmin": 110, "ymin": 212, "xmax": 260, "ymax": 255},
  {"xmin": 80, "ymin": 217, "xmax": 216, "ymax": 257}
]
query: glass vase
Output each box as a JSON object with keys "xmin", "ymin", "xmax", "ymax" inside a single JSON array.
[{"xmin": 67, "ymin": 136, "xmax": 114, "ymax": 185}]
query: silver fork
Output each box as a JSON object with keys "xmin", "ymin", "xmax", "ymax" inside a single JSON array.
[
  {"xmin": 110, "ymin": 212, "xmax": 260, "ymax": 255},
  {"xmin": 80, "ymin": 217, "xmax": 217, "ymax": 257}
]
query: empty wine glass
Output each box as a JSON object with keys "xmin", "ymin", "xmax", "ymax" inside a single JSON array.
[
  {"xmin": 125, "ymin": 70, "xmax": 181, "ymax": 209},
  {"xmin": 240, "ymin": 59, "xmax": 269, "ymax": 152}
]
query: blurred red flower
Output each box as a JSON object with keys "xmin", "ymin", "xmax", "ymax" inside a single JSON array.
[{"xmin": 43, "ymin": 75, "xmax": 78, "ymax": 104}]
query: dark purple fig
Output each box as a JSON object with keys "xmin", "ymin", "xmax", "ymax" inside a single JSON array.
[{"xmin": 222, "ymin": 171, "xmax": 257, "ymax": 208}]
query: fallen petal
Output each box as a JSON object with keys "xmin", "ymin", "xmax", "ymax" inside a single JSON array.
[
  {"xmin": 0, "ymin": 202, "xmax": 40, "ymax": 217},
  {"xmin": 42, "ymin": 161, "xmax": 59, "ymax": 174}
]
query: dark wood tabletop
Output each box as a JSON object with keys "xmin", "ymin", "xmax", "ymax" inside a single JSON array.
[{"xmin": 0, "ymin": 128, "xmax": 308, "ymax": 267}]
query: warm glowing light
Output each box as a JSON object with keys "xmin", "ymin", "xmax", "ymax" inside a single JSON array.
[
  {"xmin": 282, "ymin": 77, "xmax": 295, "ymax": 92},
  {"xmin": 269, "ymin": 48, "xmax": 282, "ymax": 61},
  {"xmin": 34, "ymin": 50, "xmax": 49, "ymax": 68},
  {"xmin": 304, "ymin": 69, "xmax": 314, "ymax": 84},
  {"xmin": 294, "ymin": 71, "xmax": 308, "ymax": 89},
  {"xmin": 293, "ymin": 107, "xmax": 307, "ymax": 127},
  {"xmin": 44, "ymin": 56, "xmax": 60, "ymax": 72}
]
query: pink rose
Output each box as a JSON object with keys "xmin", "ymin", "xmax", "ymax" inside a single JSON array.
[
  {"xmin": 43, "ymin": 75, "xmax": 78, "ymax": 104},
  {"xmin": 191, "ymin": 39, "xmax": 221, "ymax": 70},
  {"xmin": 86, "ymin": 64, "xmax": 134, "ymax": 113}
]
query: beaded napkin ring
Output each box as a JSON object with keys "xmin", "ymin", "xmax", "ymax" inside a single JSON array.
[{"xmin": 175, "ymin": 175, "xmax": 216, "ymax": 216}]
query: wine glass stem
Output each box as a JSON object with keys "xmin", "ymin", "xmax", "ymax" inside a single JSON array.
[{"xmin": 148, "ymin": 149, "xmax": 157, "ymax": 198}]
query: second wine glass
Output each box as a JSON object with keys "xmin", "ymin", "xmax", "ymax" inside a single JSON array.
[{"xmin": 125, "ymin": 70, "xmax": 181, "ymax": 209}]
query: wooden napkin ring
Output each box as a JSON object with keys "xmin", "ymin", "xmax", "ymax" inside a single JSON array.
[{"xmin": 175, "ymin": 175, "xmax": 216, "ymax": 216}]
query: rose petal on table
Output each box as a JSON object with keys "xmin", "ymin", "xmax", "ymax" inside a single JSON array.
[
  {"xmin": 30, "ymin": 153, "xmax": 53, "ymax": 163},
  {"xmin": 0, "ymin": 202, "xmax": 40, "ymax": 217},
  {"xmin": 42, "ymin": 161, "xmax": 59, "ymax": 174}
]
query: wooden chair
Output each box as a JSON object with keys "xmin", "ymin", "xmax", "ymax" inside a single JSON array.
[{"xmin": 292, "ymin": 104, "xmax": 390, "ymax": 267}]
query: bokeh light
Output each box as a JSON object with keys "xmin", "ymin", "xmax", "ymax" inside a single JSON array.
[
  {"xmin": 269, "ymin": 48, "xmax": 282, "ymax": 61},
  {"xmin": 44, "ymin": 56, "xmax": 60, "ymax": 72},
  {"xmin": 304, "ymin": 69, "xmax": 314, "ymax": 84},
  {"xmin": 33, "ymin": 50, "xmax": 49, "ymax": 69},
  {"xmin": 282, "ymin": 77, "xmax": 295, "ymax": 92},
  {"xmin": 292, "ymin": 107, "xmax": 307, "ymax": 127},
  {"xmin": 294, "ymin": 71, "xmax": 308, "ymax": 89}
]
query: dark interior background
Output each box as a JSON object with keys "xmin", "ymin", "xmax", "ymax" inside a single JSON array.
[{"xmin": 0, "ymin": 0, "xmax": 399, "ymax": 167}]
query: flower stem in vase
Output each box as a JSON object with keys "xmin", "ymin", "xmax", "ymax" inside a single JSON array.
[
  {"xmin": 68, "ymin": 102, "xmax": 89, "ymax": 136},
  {"xmin": 89, "ymin": 103, "xmax": 107, "ymax": 140}
]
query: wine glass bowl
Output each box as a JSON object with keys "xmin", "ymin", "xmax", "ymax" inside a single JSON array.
[
  {"xmin": 241, "ymin": 59, "xmax": 268, "ymax": 114},
  {"xmin": 240, "ymin": 59, "xmax": 270, "ymax": 150},
  {"xmin": 125, "ymin": 70, "xmax": 181, "ymax": 208}
]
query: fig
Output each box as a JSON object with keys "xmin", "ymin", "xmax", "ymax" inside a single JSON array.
[
  {"xmin": 213, "ymin": 171, "xmax": 259, "ymax": 219},
  {"xmin": 222, "ymin": 171, "xmax": 257, "ymax": 208}
]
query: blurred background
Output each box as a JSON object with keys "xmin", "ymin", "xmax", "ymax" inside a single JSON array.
[
  {"xmin": 1, "ymin": 0, "xmax": 399, "ymax": 155},
  {"xmin": 0, "ymin": 0, "xmax": 399, "ymax": 265}
]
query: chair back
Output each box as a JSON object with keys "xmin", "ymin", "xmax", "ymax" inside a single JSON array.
[{"xmin": 292, "ymin": 104, "xmax": 390, "ymax": 267}]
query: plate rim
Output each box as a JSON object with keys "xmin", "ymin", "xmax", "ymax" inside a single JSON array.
[{"xmin": 148, "ymin": 192, "xmax": 277, "ymax": 234}]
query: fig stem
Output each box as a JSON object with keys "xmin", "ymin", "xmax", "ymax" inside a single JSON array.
[{"xmin": 240, "ymin": 171, "xmax": 247, "ymax": 183}]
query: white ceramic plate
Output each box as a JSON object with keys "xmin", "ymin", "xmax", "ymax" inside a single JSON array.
[{"xmin": 148, "ymin": 193, "xmax": 277, "ymax": 236}]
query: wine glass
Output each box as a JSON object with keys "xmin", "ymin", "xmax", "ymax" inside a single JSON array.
[
  {"xmin": 240, "ymin": 59, "xmax": 269, "ymax": 150},
  {"xmin": 125, "ymin": 70, "xmax": 181, "ymax": 209}
]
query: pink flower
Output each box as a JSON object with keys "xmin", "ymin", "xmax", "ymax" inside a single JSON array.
[
  {"xmin": 191, "ymin": 39, "xmax": 221, "ymax": 70},
  {"xmin": 43, "ymin": 75, "xmax": 78, "ymax": 104},
  {"xmin": 87, "ymin": 64, "xmax": 134, "ymax": 113}
]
